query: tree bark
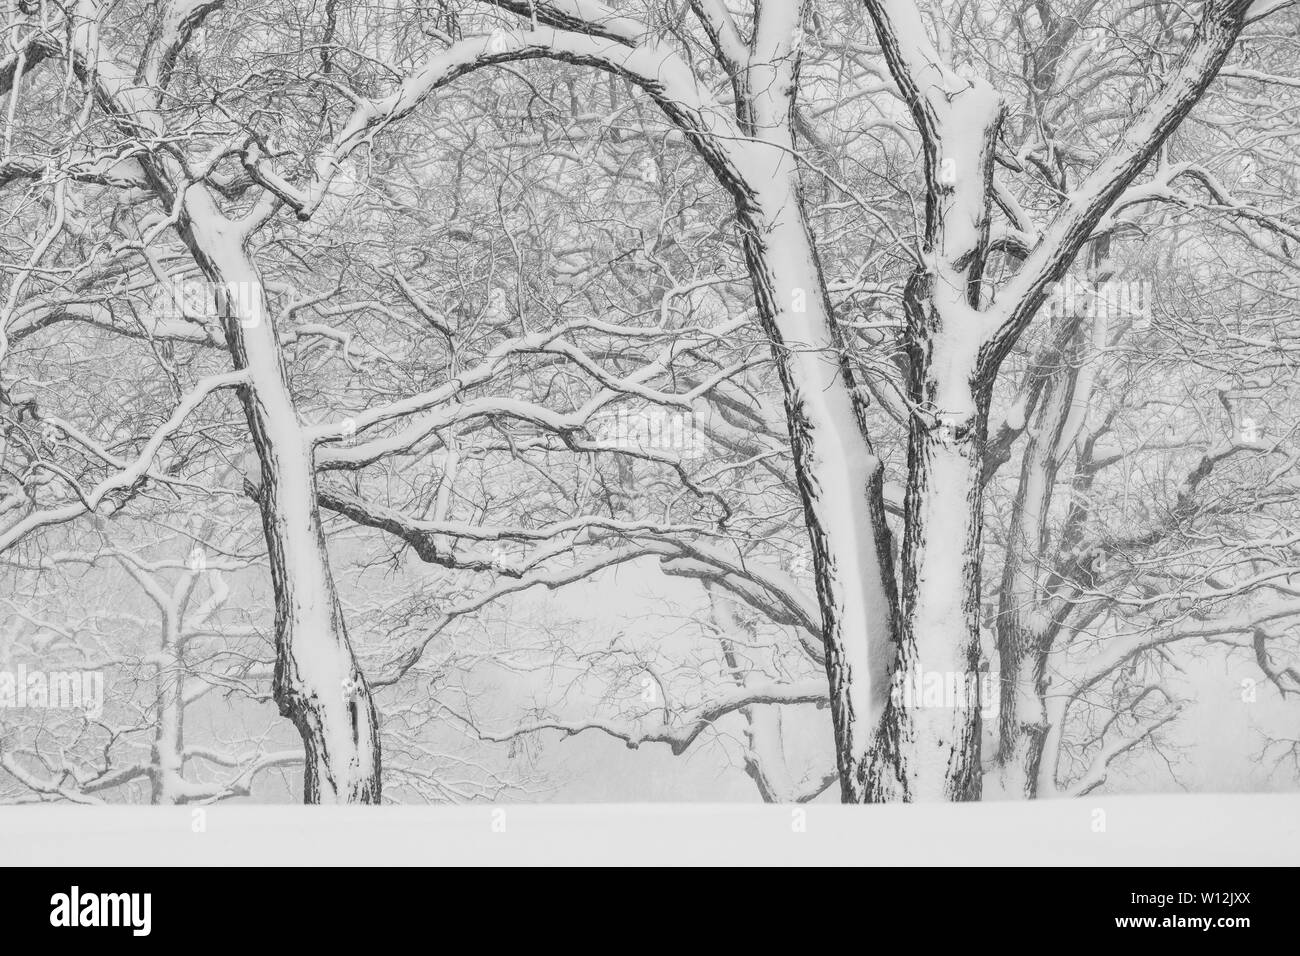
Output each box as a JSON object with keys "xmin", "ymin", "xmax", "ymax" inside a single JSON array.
[
  {"xmin": 728, "ymin": 32, "xmax": 901, "ymax": 797},
  {"xmin": 150, "ymin": 610, "xmax": 186, "ymax": 804},
  {"xmin": 858, "ymin": 49, "xmax": 1005, "ymax": 800},
  {"xmin": 865, "ymin": 319, "xmax": 992, "ymax": 801},
  {"xmin": 52, "ymin": 5, "xmax": 384, "ymax": 803},
  {"xmin": 177, "ymin": 197, "xmax": 382, "ymax": 803},
  {"xmin": 734, "ymin": 193, "xmax": 899, "ymax": 802}
]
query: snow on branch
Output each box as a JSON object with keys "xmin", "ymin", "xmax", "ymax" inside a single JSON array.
[
  {"xmin": 245, "ymin": 27, "xmax": 746, "ymax": 222},
  {"xmin": 470, "ymin": 678, "xmax": 827, "ymax": 756},
  {"xmin": 0, "ymin": 371, "xmax": 248, "ymax": 553},
  {"xmin": 983, "ymin": 0, "xmax": 1256, "ymax": 370}
]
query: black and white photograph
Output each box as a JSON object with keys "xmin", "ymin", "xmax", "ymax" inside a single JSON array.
[{"xmin": 0, "ymin": 0, "xmax": 1296, "ymax": 905}]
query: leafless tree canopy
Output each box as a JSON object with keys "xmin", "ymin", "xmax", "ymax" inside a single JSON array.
[{"xmin": 1, "ymin": 0, "xmax": 1297, "ymax": 805}]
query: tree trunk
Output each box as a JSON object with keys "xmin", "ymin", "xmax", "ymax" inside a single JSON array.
[
  {"xmin": 733, "ymin": 168, "xmax": 900, "ymax": 803},
  {"xmin": 178, "ymin": 198, "xmax": 381, "ymax": 804},
  {"xmin": 150, "ymin": 612, "xmax": 186, "ymax": 804},
  {"xmin": 726, "ymin": 24, "xmax": 901, "ymax": 801},
  {"xmin": 990, "ymin": 620, "xmax": 1049, "ymax": 799},
  {"xmin": 993, "ymin": 254, "xmax": 1102, "ymax": 799},
  {"xmin": 865, "ymin": 358, "xmax": 989, "ymax": 801},
  {"xmin": 57, "ymin": 12, "xmax": 384, "ymax": 804}
]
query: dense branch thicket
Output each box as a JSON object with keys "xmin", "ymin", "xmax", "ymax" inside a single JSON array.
[{"xmin": 1, "ymin": 0, "xmax": 1297, "ymax": 804}]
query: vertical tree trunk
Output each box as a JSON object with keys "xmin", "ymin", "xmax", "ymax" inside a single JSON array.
[
  {"xmin": 731, "ymin": 143, "xmax": 900, "ymax": 800},
  {"xmin": 55, "ymin": 9, "xmax": 383, "ymax": 804},
  {"xmin": 711, "ymin": 590, "xmax": 799, "ymax": 803},
  {"xmin": 850, "ymin": 11, "xmax": 1007, "ymax": 795},
  {"xmin": 991, "ymin": 621, "xmax": 1049, "ymax": 799},
  {"xmin": 726, "ymin": 18, "xmax": 900, "ymax": 801},
  {"xmin": 993, "ymin": 372, "xmax": 1074, "ymax": 799},
  {"xmin": 178, "ymin": 198, "xmax": 381, "ymax": 804},
  {"xmin": 150, "ymin": 611, "xmax": 186, "ymax": 804},
  {"xmin": 993, "ymin": 250, "xmax": 1103, "ymax": 799},
  {"xmin": 866, "ymin": 344, "xmax": 990, "ymax": 801}
]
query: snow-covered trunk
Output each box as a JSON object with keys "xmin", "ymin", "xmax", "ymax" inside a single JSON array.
[
  {"xmin": 734, "ymin": 200, "xmax": 898, "ymax": 802},
  {"xmin": 174, "ymin": 195, "xmax": 381, "ymax": 804},
  {"xmin": 868, "ymin": 358, "xmax": 989, "ymax": 801},
  {"xmin": 711, "ymin": 591, "xmax": 798, "ymax": 803},
  {"xmin": 993, "ymin": 262, "xmax": 1104, "ymax": 798},
  {"xmin": 61, "ymin": 7, "xmax": 382, "ymax": 803},
  {"xmin": 1036, "ymin": 688, "xmax": 1069, "ymax": 797},
  {"xmin": 861, "ymin": 75, "xmax": 1005, "ymax": 801},
  {"xmin": 738, "ymin": 705, "xmax": 797, "ymax": 803},
  {"xmin": 731, "ymin": 38, "xmax": 899, "ymax": 802},
  {"xmin": 150, "ymin": 612, "xmax": 186, "ymax": 805},
  {"xmin": 992, "ymin": 362, "xmax": 1077, "ymax": 798},
  {"xmin": 989, "ymin": 623, "xmax": 1048, "ymax": 799}
]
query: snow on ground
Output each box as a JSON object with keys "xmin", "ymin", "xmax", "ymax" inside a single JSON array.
[{"xmin": 2, "ymin": 794, "xmax": 1296, "ymax": 865}]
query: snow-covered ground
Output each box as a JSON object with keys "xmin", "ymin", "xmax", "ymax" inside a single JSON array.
[{"xmin": 3, "ymin": 794, "xmax": 1296, "ymax": 865}]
